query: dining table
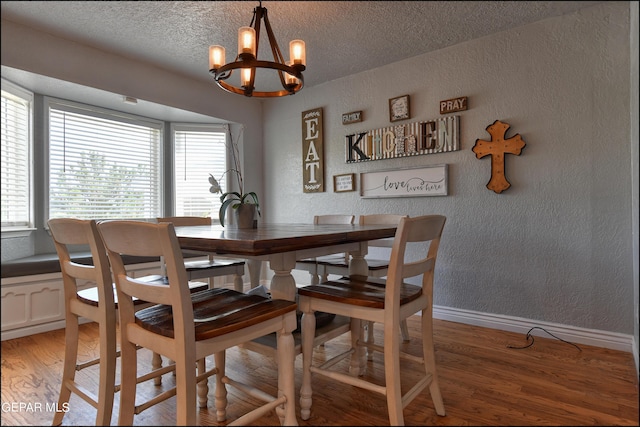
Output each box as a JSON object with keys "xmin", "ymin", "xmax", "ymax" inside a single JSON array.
[
  {"xmin": 174, "ymin": 221, "xmax": 398, "ymax": 362},
  {"xmin": 174, "ymin": 222, "xmax": 398, "ymax": 301}
]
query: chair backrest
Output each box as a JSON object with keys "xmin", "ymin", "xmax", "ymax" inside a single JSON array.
[
  {"xmin": 157, "ymin": 216, "xmax": 212, "ymax": 226},
  {"xmin": 314, "ymin": 215, "xmax": 355, "ymax": 263},
  {"xmin": 385, "ymin": 215, "xmax": 446, "ymax": 308},
  {"xmin": 313, "ymin": 215, "xmax": 355, "ymax": 225},
  {"xmin": 157, "ymin": 216, "xmax": 214, "ymax": 260},
  {"xmin": 99, "ymin": 221, "xmax": 195, "ymax": 346},
  {"xmin": 359, "ymin": 214, "xmax": 408, "ymax": 248},
  {"xmin": 48, "ymin": 218, "xmax": 116, "ymax": 323}
]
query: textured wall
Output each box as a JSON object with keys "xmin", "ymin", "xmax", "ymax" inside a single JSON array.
[
  {"xmin": 630, "ymin": 1, "xmax": 639, "ymax": 367},
  {"xmin": 262, "ymin": 2, "xmax": 634, "ymax": 334}
]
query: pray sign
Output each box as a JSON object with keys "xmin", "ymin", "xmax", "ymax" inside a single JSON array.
[{"xmin": 472, "ymin": 120, "xmax": 526, "ymax": 194}]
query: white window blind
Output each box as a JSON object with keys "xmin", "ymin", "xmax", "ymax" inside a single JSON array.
[
  {"xmin": 173, "ymin": 125, "xmax": 227, "ymax": 219},
  {"xmin": 48, "ymin": 99, "xmax": 162, "ymax": 220},
  {"xmin": 1, "ymin": 81, "xmax": 32, "ymax": 229}
]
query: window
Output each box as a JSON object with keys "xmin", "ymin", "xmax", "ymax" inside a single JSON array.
[
  {"xmin": 173, "ymin": 124, "xmax": 227, "ymax": 220},
  {"xmin": 47, "ymin": 98, "xmax": 163, "ymax": 220},
  {"xmin": 1, "ymin": 80, "xmax": 33, "ymax": 231}
]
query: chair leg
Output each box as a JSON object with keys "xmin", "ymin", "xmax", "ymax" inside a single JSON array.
[
  {"xmin": 276, "ymin": 326, "xmax": 297, "ymax": 426},
  {"xmin": 364, "ymin": 321, "xmax": 374, "ymax": 361},
  {"xmin": 364, "ymin": 320, "xmax": 410, "ymax": 361},
  {"xmin": 233, "ymin": 273, "xmax": 244, "ymax": 292},
  {"xmin": 319, "ymin": 270, "xmax": 328, "ymax": 283},
  {"xmin": 350, "ymin": 317, "xmax": 366, "ymax": 376},
  {"xmin": 214, "ymin": 351, "xmax": 228, "ymax": 422},
  {"xmin": 152, "ymin": 352, "xmax": 163, "ymax": 385},
  {"xmin": 174, "ymin": 353, "xmax": 197, "ymax": 426},
  {"xmin": 52, "ymin": 318, "xmax": 79, "ymax": 426},
  {"xmin": 309, "ymin": 270, "xmax": 319, "ymax": 285},
  {"xmin": 422, "ymin": 311, "xmax": 446, "ymax": 416},
  {"xmin": 384, "ymin": 321, "xmax": 404, "ymax": 426},
  {"xmin": 400, "ymin": 319, "xmax": 411, "ymax": 342},
  {"xmin": 96, "ymin": 317, "xmax": 117, "ymax": 425},
  {"xmin": 117, "ymin": 339, "xmax": 138, "ymax": 426},
  {"xmin": 197, "ymin": 358, "xmax": 209, "ymax": 408},
  {"xmin": 299, "ymin": 310, "xmax": 316, "ymax": 420}
]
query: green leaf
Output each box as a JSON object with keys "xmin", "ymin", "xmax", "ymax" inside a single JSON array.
[
  {"xmin": 218, "ymin": 191, "xmax": 261, "ymax": 226},
  {"xmin": 219, "ymin": 198, "xmax": 238, "ymax": 227}
]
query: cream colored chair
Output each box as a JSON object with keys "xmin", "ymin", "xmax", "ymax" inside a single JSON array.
[
  {"xmin": 294, "ymin": 215, "xmax": 355, "ymax": 285},
  {"xmin": 48, "ymin": 218, "xmax": 183, "ymax": 426},
  {"xmin": 298, "ymin": 215, "xmax": 447, "ymax": 426},
  {"xmin": 157, "ymin": 216, "xmax": 245, "ymax": 292},
  {"xmin": 99, "ymin": 220, "xmax": 298, "ymax": 426},
  {"xmin": 317, "ymin": 214, "xmax": 410, "ymax": 343}
]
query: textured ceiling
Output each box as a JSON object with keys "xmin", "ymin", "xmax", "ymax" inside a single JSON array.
[{"xmin": 2, "ymin": 1, "xmax": 602, "ymax": 90}]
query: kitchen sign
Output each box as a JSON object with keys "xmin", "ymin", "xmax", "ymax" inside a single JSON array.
[{"xmin": 345, "ymin": 115, "xmax": 460, "ymax": 163}]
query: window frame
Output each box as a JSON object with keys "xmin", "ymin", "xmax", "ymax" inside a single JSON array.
[
  {"xmin": 1, "ymin": 78, "xmax": 34, "ymax": 235},
  {"xmin": 44, "ymin": 96, "xmax": 165, "ymax": 223},
  {"xmin": 170, "ymin": 123, "xmax": 229, "ymax": 222}
]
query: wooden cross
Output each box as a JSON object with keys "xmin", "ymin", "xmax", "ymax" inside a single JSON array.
[{"xmin": 472, "ymin": 120, "xmax": 526, "ymax": 194}]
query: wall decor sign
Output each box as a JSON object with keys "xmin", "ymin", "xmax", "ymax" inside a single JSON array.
[
  {"xmin": 333, "ymin": 173, "xmax": 355, "ymax": 192},
  {"xmin": 302, "ymin": 107, "xmax": 324, "ymax": 193},
  {"xmin": 472, "ymin": 120, "xmax": 526, "ymax": 194},
  {"xmin": 389, "ymin": 94, "xmax": 410, "ymax": 122},
  {"xmin": 360, "ymin": 165, "xmax": 448, "ymax": 198},
  {"xmin": 342, "ymin": 111, "xmax": 363, "ymax": 125},
  {"xmin": 345, "ymin": 115, "xmax": 460, "ymax": 163},
  {"xmin": 440, "ymin": 96, "xmax": 468, "ymax": 114}
]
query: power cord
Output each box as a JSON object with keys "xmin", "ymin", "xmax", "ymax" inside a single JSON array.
[{"xmin": 507, "ymin": 326, "xmax": 582, "ymax": 351}]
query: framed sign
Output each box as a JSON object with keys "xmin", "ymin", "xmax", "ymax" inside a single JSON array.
[
  {"xmin": 302, "ymin": 107, "xmax": 324, "ymax": 193},
  {"xmin": 333, "ymin": 173, "xmax": 355, "ymax": 192},
  {"xmin": 360, "ymin": 164, "xmax": 448, "ymax": 198},
  {"xmin": 342, "ymin": 111, "xmax": 363, "ymax": 125},
  {"xmin": 389, "ymin": 94, "xmax": 410, "ymax": 122},
  {"xmin": 440, "ymin": 96, "xmax": 468, "ymax": 114}
]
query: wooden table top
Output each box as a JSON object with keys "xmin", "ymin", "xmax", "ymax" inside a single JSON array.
[{"xmin": 174, "ymin": 223, "xmax": 397, "ymax": 257}]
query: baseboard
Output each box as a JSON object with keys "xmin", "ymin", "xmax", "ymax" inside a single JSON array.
[
  {"xmin": 433, "ymin": 305, "xmax": 634, "ymax": 353},
  {"xmin": 1, "ymin": 318, "xmax": 92, "ymax": 341}
]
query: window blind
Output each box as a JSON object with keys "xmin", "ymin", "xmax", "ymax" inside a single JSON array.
[
  {"xmin": 1, "ymin": 83, "xmax": 32, "ymax": 229},
  {"xmin": 173, "ymin": 125, "xmax": 227, "ymax": 219},
  {"xmin": 48, "ymin": 100, "xmax": 162, "ymax": 220}
]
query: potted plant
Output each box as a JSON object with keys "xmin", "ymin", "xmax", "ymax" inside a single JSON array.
[{"xmin": 208, "ymin": 125, "xmax": 260, "ymax": 228}]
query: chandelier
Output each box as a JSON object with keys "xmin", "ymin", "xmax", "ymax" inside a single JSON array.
[{"xmin": 208, "ymin": 2, "xmax": 306, "ymax": 98}]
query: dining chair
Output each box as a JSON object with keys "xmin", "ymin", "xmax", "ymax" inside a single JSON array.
[
  {"xmin": 48, "ymin": 218, "xmax": 183, "ymax": 426},
  {"xmin": 156, "ymin": 216, "xmax": 245, "ymax": 292},
  {"xmin": 98, "ymin": 220, "xmax": 298, "ymax": 426},
  {"xmin": 298, "ymin": 215, "xmax": 447, "ymax": 426},
  {"xmin": 294, "ymin": 214, "xmax": 355, "ymax": 285},
  {"xmin": 317, "ymin": 214, "xmax": 411, "ymax": 343}
]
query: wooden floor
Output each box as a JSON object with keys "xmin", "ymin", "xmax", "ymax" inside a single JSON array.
[{"xmin": 1, "ymin": 316, "xmax": 637, "ymax": 426}]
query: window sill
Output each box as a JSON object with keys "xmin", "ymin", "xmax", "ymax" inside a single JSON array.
[{"xmin": 1, "ymin": 228, "xmax": 37, "ymax": 239}]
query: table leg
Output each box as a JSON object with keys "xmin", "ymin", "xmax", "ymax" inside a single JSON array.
[
  {"xmin": 268, "ymin": 252, "xmax": 298, "ymax": 301},
  {"xmin": 348, "ymin": 241, "xmax": 369, "ymax": 276},
  {"xmin": 246, "ymin": 259, "xmax": 262, "ymax": 289}
]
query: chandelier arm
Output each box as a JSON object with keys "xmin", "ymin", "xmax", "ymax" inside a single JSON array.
[{"xmin": 261, "ymin": 7, "xmax": 289, "ymax": 88}]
